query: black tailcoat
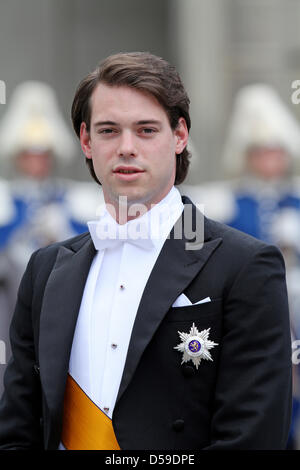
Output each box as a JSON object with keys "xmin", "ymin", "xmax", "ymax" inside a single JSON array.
[{"xmin": 0, "ymin": 197, "xmax": 292, "ymax": 449}]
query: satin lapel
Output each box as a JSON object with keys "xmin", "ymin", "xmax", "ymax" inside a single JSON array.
[
  {"xmin": 39, "ymin": 236, "xmax": 96, "ymax": 414},
  {"xmin": 116, "ymin": 207, "xmax": 222, "ymax": 404}
]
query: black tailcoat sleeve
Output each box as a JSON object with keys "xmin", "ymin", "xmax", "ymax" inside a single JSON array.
[
  {"xmin": 203, "ymin": 244, "xmax": 292, "ymax": 449},
  {"xmin": 0, "ymin": 250, "xmax": 43, "ymax": 449}
]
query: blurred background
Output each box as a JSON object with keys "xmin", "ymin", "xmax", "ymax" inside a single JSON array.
[{"xmin": 1, "ymin": 0, "xmax": 300, "ymax": 448}]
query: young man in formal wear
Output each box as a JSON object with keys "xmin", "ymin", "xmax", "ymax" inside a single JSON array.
[{"xmin": 0, "ymin": 52, "xmax": 292, "ymax": 450}]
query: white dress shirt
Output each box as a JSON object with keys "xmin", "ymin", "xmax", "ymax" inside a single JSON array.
[{"xmin": 66, "ymin": 186, "xmax": 183, "ymax": 419}]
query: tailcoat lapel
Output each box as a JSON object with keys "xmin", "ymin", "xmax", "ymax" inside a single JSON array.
[
  {"xmin": 39, "ymin": 235, "xmax": 96, "ymax": 415},
  {"xmin": 116, "ymin": 200, "xmax": 222, "ymax": 404}
]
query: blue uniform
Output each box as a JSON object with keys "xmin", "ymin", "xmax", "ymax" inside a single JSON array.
[
  {"xmin": 0, "ymin": 179, "xmax": 90, "ymax": 254},
  {"xmin": 228, "ymin": 188, "xmax": 300, "ymax": 243}
]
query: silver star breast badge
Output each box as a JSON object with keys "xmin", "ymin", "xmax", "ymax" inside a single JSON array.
[{"xmin": 174, "ymin": 323, "xmax": 218, "ymax": 369}]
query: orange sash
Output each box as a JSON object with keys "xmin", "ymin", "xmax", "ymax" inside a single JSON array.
[{"xmin": 61, "ymin": 374, "xmax": 120, "ymax": 450}]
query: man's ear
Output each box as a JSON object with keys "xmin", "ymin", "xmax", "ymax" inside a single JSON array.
[
  {"xmin": 174, "ymin": 117, "xmax": 189, "ymax": 155},
  {"xmin": 80, "ymin": 122, "xmax": 92, "ymax": 159}
]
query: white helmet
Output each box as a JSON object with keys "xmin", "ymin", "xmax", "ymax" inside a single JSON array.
[
  {"xmin": 223, "ymin": 84, "xmax": 300, "ymax": 176},
  {"xmin": 0, "ymin": 81, "xmax": 77, "ymax": 164}
]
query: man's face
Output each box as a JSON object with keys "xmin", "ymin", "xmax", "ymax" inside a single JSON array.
[
  {"xmin": 80, "ymin": 83, "xmax": 188, "ymax": 212},
  {"xmin": 16, "ymin": 150, "xmax": 53, "ymax": 180}
]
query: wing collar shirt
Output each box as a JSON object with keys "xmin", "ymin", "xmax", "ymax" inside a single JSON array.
[{"xmin": 67, "ymin": 186, "xmax": 184, "ymax": 419}]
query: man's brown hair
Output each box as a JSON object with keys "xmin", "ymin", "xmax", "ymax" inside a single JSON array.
[{"xmin": 71, "ymin": 52, "xmax": 191, "ymax": 185}]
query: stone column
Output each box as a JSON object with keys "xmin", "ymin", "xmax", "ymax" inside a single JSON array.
[{"xmin": 169, "ymin": 0, "xmax": 230, "ymax": 183}]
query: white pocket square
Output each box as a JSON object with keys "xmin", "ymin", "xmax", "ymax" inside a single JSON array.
[{"xmin": 172, "ymin": 294, "xmax": 211, "ymax": 308}]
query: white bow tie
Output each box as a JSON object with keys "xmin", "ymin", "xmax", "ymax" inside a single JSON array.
[{"xmin": 88, "ymin": 218, "xmax": 155, "ymax": 251}]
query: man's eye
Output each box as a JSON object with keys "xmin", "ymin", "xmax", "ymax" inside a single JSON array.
[
  {"xmin": 99, "ymin": 129, "xmax": 114, "ymax": 134},
  {"xmin": 141, "ymin": 128, "xmax": 156, "ymax": 134}
]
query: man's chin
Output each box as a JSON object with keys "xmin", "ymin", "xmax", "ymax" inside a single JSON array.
[{"xmin": 112, "ymin": 189, "xmax": 150, "ymax": 206}]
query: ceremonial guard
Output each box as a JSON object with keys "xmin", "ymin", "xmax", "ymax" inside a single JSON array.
[
  {"xmin": 0, "ymin": 82, "xmax": 102, "ymax": 394},
  {"xmin": 182, "ymin": 84, "xmax": 300, "ymax": 447},
  {"xmin": 221, "ymin": 84, "xmax": 300, "ymax": 242}
]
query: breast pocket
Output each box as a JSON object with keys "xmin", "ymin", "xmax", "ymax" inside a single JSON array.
[{"xmin": 166, "ymin": 298, "xmax": 223, "ymax": 323}]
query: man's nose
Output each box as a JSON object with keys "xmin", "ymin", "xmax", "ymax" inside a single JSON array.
[{"xmin": 117, "ymin": 131, "xmax": 137, "ymax": 158}]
